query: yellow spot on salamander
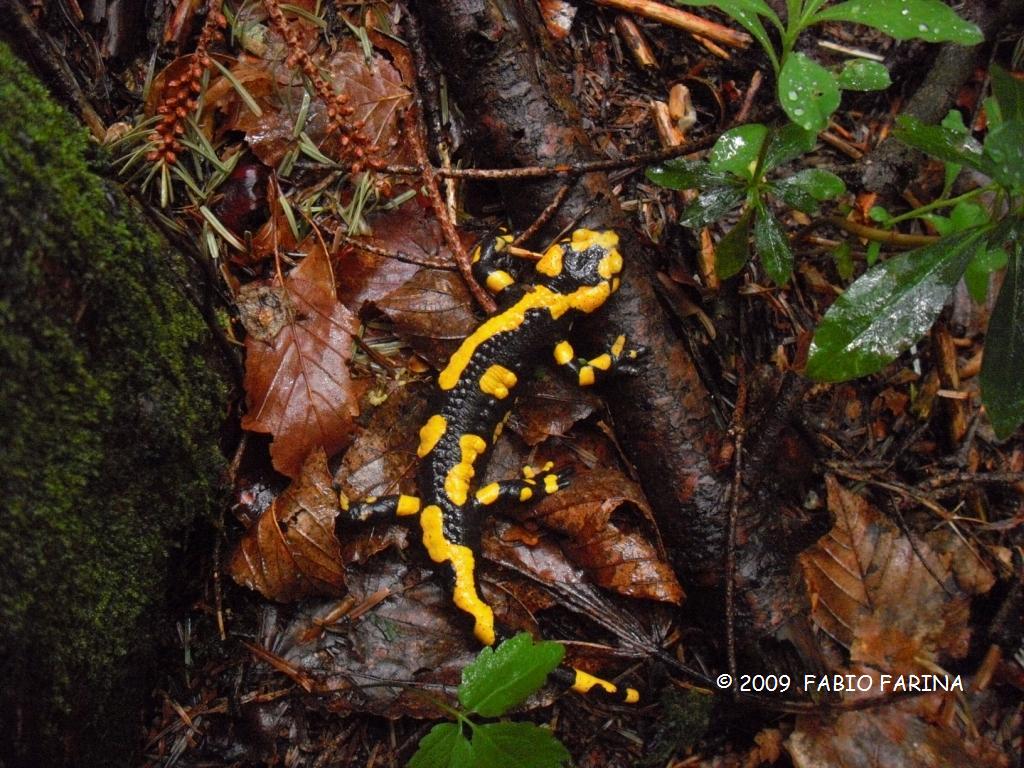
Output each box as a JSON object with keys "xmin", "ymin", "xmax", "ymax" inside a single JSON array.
[
  {"xmin": 519, "ymin": 486, "xmax": 533, "ymax": 501},
  {"xmin": 439, "ymin": 282, "xmax": 612, "ymax": 390},
  {"xmin": 553, "ymin": 340, "xmax": 574, "ymax": 365},
  {"xmin": 418, "ymin": 415, "xmax": 447, "ymax": 458},
  {"xmin": 420, "ymin": 504, "xmax": 495, "ymax": 645},
  {"xmin": 476, "ymin": 482, "xmax": 501, "ymax": 506},
  {"xmin": 444, "ymin": 434, "xmax": 487, "ymax": 505},
  {"xmin": 479, "ymin": 364, "xmax": 517, "ymax": 399},
  {"xmin": 598, "ymin": 248, "xmax": 623, "ymax": 279},
  {"xmin": 486, "ymin": 270, "xmax": 515, "ymax": 293},
  {"xmin": 579, "ymin": 366, "xmax": 595, "ymax": 386},
  {"xmin": 339, "ymin": 493, "xmax": 350, "ymax": 511},
  {"xmin": 543, "ymin": 474, "xmax": 560, "ymax": 494},
  {"xmin": 611, "ymin": 334, "xmax": 626, "ymax": 356},
  {"xmin": 590, "ymin": 353, "xmax": 612, "ymax": 371},
  {"xmin": 570, "ymin": 229, "xmax": 620, "ymax": 254},
  {"xmin": 536, "ymin": 242, "xmax": 564, "ymax": 277},
  {"xmin": 471, "ymin": 244, "xmax": 482, "ymax": 264},
  {"xmin": 397, "ymin": 494, "xmax": 421, "ymax": 516}
]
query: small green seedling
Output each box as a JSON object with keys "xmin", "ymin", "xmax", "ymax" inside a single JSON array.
[
  {"xmin": 676, "ymin": 0, "xmax": 982, "ymax": 132},
  {"xmin": 647, "ymin": 122, "xmax": 845, "ymax": 284},
  {"xmin": 807, "ymin": 65, "xmax": 1024, "ymax": 439},
  {"xmin": 408, "ymin": 633, "xmax": 571, "ymax": 768}
]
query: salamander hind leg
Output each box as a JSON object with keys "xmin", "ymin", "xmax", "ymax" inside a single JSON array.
[{"xmin": 474, "ymin": 462, "xmax": 572, "ymax": 508}]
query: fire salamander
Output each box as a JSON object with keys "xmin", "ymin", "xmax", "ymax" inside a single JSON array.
[{"xmin": 338, "ymin": 229, "xmax": 644, "ymax": 704}]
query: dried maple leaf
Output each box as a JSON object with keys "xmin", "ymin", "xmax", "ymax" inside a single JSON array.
[
  {"xmin": 524, "ymin": 470, "xmax": 684, "ymax": 605},
  {"xmin": 230, "ymin": 449, "xmax": 346, "ymax": 602},
  {"xmin": 799, "ymin": 477, "xmax": 984, "ymax": 673},
  {"xmin": 242, "ymin": 242, "xmax": 359, "ymax": 479}
]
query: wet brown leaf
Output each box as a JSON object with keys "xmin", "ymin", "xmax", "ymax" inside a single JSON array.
[
  {"xmin": 374, "ymin": 268, "xmax": 478, "ymax": 367},
  {"xmin": 242, "ymin": 243, "xmax": 359, "ymax": 479},
  {"xmin": 269, "ymin": 563, "xmax": 486, "ymax": 717},
  {"xmin": 335, "ymin": 197, "xmax": 449, "ymax": 310},
  {"xmin": 798, "ymin": 477, "xmax": 980, "ymax": 673},
  {"xmin": 523, "ymin": 470, "xmax": 684, "ymax": 604},
  {"xmin": 788, "ymin": 708, "xmax": 1009, "ymax": 768},
  {"xmin": 511, "ymin": 371, "xmax": 601, "ymax": 446},
  {"xmin": 230, "ymin": 449, "xmax": 345, "ymax": 602}
]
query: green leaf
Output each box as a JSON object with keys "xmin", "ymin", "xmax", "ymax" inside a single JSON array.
[
  {"xmin": 869, "ymin": 205, "xmax": 892, "ymax": 225},
  {"xmin": 866, "ymin": 239, "xmax": 882, "ymax": 266},
  {"xmin": 964, "ymin": 245, "xmax": 1007, "ymax": 303},
  {"xmin": 980, "ymin": 242, "xmax": 1024, "ymax": 439},
  {"xmin": 778, "ymin": 53, "xmax": 841, "ymax": 132},
  {"xmin": 646, "ymin": 159, "xmax": 731, "ymax": 190},
  {"xmin": 471, "ymin": 723, "xmax": 570, "ymax": 768},
  {"xmin": 709, "ymin": 124, "xmax": 768, "ymax": 180},
  {"xmin": 893, "ymin": 115, "xmax": 992, "ymax": 174},
  {"xmin": 983, "ymin": 121, "xmax": 1024, "ymax": 190},
  {"xmin": 680, "ymin": 185, "xmax": 746, "ymax": 228},
  {"xmin": 409, "ymin": 723, "xmax": 474, "ymax": 768},
  {"xmin": 716, "ymin": 206, "xmax": 755, "ymax": 279},
  {"xmin": 771, "ymin": 169, "xmax": 846, "ymax": 213},
  {"xmin": 763, "ymin": 122, "xmax": 817, "ymax": 170},
  {"xmin": 836, "ymin": 59, "xmax": 892, "ymax": 91},
  {"xmin": 458, "ymin": 633, "xmax": 564, "ymax": 718},
  {"xmin": 813, "ymin": 0, "xmax": 983, "ymax": 45},
  {"xmin": 754, "ymin": 205, "xmax": 793, "ymax": 284},
  {"xmin": 806, "ymin": 228, "xmax": 986, "ymax": 381},
  {"xmin": 989, "ymin": 64, "xmax": 1024, "ymax": 123}
]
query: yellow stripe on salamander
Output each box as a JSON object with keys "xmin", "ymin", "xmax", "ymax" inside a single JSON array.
[
  {"xmin": 438, "ymin": 282, "xmax": 613, "ymax": 391},
  {"xmin": 420, "ymin": 503, "xmax": 496, "ymax": 645},
  {"xmin": 479, "ymin": 364, "xmax": 517, "ymax": 399},
  {"xmin": 418, "ymin": 414, "xmax": 447, "ymax": 458},
  {"xmin": 444, "ymin": 434, "xmax": 488, "ymax": 506}
]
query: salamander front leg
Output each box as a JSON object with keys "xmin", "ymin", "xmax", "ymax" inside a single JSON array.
[
  {"xmin": 552, "ymin": 335, "xmax": 647, "ymax": 387},
  {"xmin": 471, "ymin": 231, "xmax": 517, "ymax": 296},
  {"xmin": 473, "ymin": 462, "xmax": 572, "ymax": 508}
]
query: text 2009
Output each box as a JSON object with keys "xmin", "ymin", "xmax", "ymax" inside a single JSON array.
[{"xmin": 739, "ymin": 674, "xmax": 792, "ymax": 692}]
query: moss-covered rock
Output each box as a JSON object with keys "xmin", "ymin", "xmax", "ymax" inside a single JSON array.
[{"xmin": 0, "ymin": 43, "xmax": 227, "ymax": 767}]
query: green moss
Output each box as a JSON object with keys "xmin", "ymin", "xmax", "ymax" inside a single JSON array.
[{"xmin": 0, "ymin": 43, "xmax": 227, "ymax": 767}]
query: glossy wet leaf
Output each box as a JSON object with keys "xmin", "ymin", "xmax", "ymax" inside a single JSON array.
[
  {"xmin": 472, "ymin": 722, "xmax": 570, "ymax": 768},
  {"xmin": 990, "ymin": 64, "xmax": 1024, "ymax": 123},
  {"xmin": 754, "ymin": 205, "xmax": 792, "ymax": 285},
  {"xmin": 770, "ymin": 169, "xmax": 845, "ymax": 214},
  {"xmin": 242, "ymin": 243, "xmax": 359, "ymax": 478},
  {"xmin": 763, "ymin": 122, "xmax": 817, "ymax": 170},
  {"xmin": 709, "ymin": 124, "xmax": 768, "ymax": 180},
  {"xmin": 813, "ymin": 0, "xmax": 983, "ymax": 45},
  {"xmin": 893, "ymin": 115, "xmax": 991, "ymax": 174},
  {"xmin": 679, "ymin": 185, "xmax": 745, "ymax": 228},
  {"xmin": 409, "ymin": 723, "xmax": 474, "ymax": 768},
  {"xmin": 778, "ymin": 53, "xmax": 841, "ymax": 132},
  {"xmin": 980, "ymin": 244, "xmax": 1024, "ymax": 439},
  {"xmin": 964, "ymin": 245, "xmax": 1007, "ymax": 303},
  {"xmin": 459, "ymin": 633, "xmax": 564, "ymax": 717},
  {"xmin": 983, "ymin": 121, "xmax": 1024, "ymax": 190},
  {"xmin": 646, "ymin": 159, "xmax": 731, "ymax": 190},
  {"xmin": 229, "ymin": 449, "xmax": 346, "ymax": 601},
  {"xmin": 806, "ymin": 228, "xmax": 986, "ymax": 381},
  {"xmin": 716, "ymin": 206, "xmax": 754, "ymax": 279},
  {"xmin": 836, "ymin": 59, "xmax": 891, "ymax": 91}
]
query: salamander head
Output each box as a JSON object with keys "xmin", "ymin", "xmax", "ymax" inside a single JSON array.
[{"xmin": 536, "ymin": 229, "xmax": 623, "ymax": 295}]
